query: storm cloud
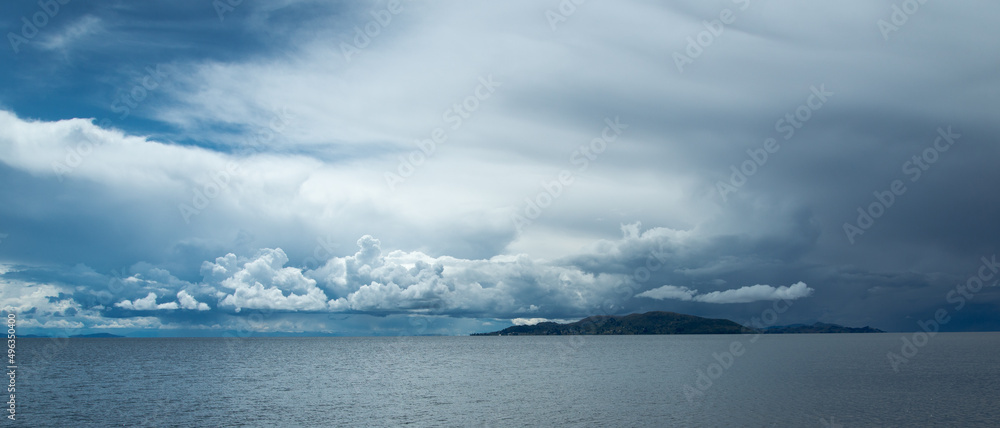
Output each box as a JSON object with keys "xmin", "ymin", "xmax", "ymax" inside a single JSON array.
[{"xmin": 0, "ymin": 0, "xmax": 998, "ymax": 335}]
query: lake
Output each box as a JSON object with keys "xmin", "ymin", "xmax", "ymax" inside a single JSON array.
[{"xmin": 13, "ymin": 333, "xmax": 1000, "ymax": 426}]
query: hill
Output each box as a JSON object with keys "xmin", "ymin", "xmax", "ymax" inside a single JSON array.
[
  {"xmin": 21, "ymin": 333, "xmax": 126, "ymax": 338},
  {"xmin": 472, "ymin": 312, "xmax": 885, "ymax": 336},
  {"xmin": 71, "ymin": 333, "xmax": 126, "ymax": 338},
  {"xmin": 471, "ymin": 311, "xmax": 751, "ymax": 336},
  {"xmin": 763, "ymin": 322, "xmax": 884, "ymax": 334}
]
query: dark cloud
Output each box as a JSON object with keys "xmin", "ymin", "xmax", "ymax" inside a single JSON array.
[{"xmin": 1, "ymin": 0, "xmax": 998, "ymax": 334}]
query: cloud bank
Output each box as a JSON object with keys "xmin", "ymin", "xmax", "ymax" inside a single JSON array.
[{"xmin": 1, "ymin": 0, "xmax": 999, "ymax": 334}]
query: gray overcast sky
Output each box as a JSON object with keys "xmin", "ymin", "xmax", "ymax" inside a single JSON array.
[{"xmin": 0, "ymin": 0, "xmax": 998, "ymax": 335}]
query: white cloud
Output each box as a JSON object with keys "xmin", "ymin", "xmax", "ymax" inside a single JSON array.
[
  {"xmin": 635, "ymin": 285, "xmax": 696, "ymax": 301},
  {"xmin": 15, "ymin": 318, "xmax": 85, "ymax": 329},
  {"xmin": 638, "ymin": 281, "xmax": 814, "ymax": 304},
  {"xmin": 91, "ymin": 317, "xmax": 163, "ymax": 329},
  {"xmin": 511, "ymin": 318, "xmax": 549, "ymax": 326},
  {"xmin": 0, "ymin": 274, "xmax": 177, "ymax": 332},
  {"xmin": 114, "ymin": 292, "xmax": 179, "ymax": 310},
  {"xmin": 320, "ymin": 235, "xmax": 628, "ymax": 317},
  {"xmin": 39, "ymin": 15, "xmax": 103, "ymax": 52},
  {"xmin": 1, "ymin": 281, "xmax": 70, "ymax": 314},
  {"xmin": 695, "ymin": 282, "xmax": 814, "ymax": 304},
  {"xmin": 511, "ymin": 317, "xmax": 575, "ymax": 326},
  {"xmin": 177, "ymin": 290, "xmax": 210, "ymax": 311},
  {"xmin": 209, "ymin": 248, "xmax": 330, "ymax": 312},
  {"xmin": 0, "ymin": 110, "xmax": 238, "ymax": 191}
]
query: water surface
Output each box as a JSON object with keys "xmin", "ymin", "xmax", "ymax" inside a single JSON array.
[{"xmin": 15, "ymin": 333, "xmax": 1000, "ymax": 426}]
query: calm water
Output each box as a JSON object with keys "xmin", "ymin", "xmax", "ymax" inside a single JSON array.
[{"xmin": 12, "ymin": 333, "xmax": 1000, "ymax": 427}]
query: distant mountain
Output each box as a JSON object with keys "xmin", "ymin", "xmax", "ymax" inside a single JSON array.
[
  {"xmin": 472, "ymin": 312, "xmax": 884, "ymax": 336},
  {"xmin": 18, "ymin": 333, "xmax": 125, "ymax": 338},
  {"xmin": 763, "ymin": 322, "xmax": 884, "ymax": 334},
  {"xmin": 70, "ymin": 333, "xmax": 125, "ymax": 338},
  {"xmin": 471, "ymin": 311, "xmax": 752, "ymax": 336}
]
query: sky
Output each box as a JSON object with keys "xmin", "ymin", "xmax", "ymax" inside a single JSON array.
[{"xmin": 0, "ymin": 0, "xmax": 998, "ymax": 336}]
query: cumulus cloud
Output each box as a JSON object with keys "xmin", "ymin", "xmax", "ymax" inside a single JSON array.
[
  {"xmin": 207, "ymin": 248, "xmax": 330, "ymax": 312},
  {"xmin": 319, "ymin": 235, "xmax": 631, "ymax": 318},
  {"xmin": 115, "ymin": 292, "xmax": 179, "ymax": 311},
  {"xmin": 177, "ymin": 290, "xmax": 210, "ymax": 311},
  {"xmin": 2, "ymin": 220, "xmax": 825, "ymax": 333},
  {"xmin": 191, "ymin": 233, "xmax": 641, "ymax": 319},
  {"xmin": 1, "ymin": 281, "xmax": 81, "ymax": 315},
  {"xmin": 638, "ymin": 282, "xmax": 814, "ymax": 304}
]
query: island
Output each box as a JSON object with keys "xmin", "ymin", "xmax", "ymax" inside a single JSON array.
[
  {"xmin": 471, "ymin": 311, "xmax": 883, "ymax": 336},
  {"xmin": 762, "ymin": 322, "xmax": 883, "ymax": 334}
]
